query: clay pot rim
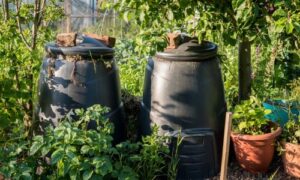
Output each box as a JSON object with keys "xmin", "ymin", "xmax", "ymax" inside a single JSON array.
[{"xmin": 231, "ymin": 122, "xmax": 282, "ymax": 141}]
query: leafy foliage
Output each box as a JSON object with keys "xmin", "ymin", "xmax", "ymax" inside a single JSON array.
[
  {"xmin": 281, "ymin": 116, "xmax": 300, "ymax": 144},
  {"xmin": 288, "ymin": 78, "xmax": 300, "ymax": 102},
  {"xmin": 115, "ymin": 39, "xmax": 147, "ymax": 96},
  {"xmin": 0, "ymin": 0, "xmax": 64, "ymax": 136},
  {"xmin": 105, "ymin": 0, "xmax": 300, "ymax": 51},
  {"xmin": 0, "ymin": 105, "xmax": 172, "ymax": 179},
  {"xmin": 232, "ymin": 96, "xmax": 274, "ymax": 135},
  {"xmin": 104, "ymin": 0, "xmax": 300, "ymax": 107},
  {"xmin": 279, "ymin": 78, "xmax": 300, "ymax": 145}
]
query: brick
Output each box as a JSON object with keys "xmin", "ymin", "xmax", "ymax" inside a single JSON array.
[
  {"xmin": 166, "ymin": 32, "xmax": 181, "ymax": 49},
  {"xmin": 56, "ymin": 33, "xmax": 77, "ymax": 47},
  {"xmin": 85, "ymin": 33, "xmax": 116, "ymax": 47}
]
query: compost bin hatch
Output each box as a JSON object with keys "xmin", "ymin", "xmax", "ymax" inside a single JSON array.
[
  {"xmin": 45, "ymin": 34, "xmax": 114, "ymax": 57},
  {"xmin": 156, "ymin": 39, "xmax": 218, "ymax": 61}
]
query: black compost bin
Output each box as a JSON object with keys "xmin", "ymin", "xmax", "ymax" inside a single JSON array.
[
  {"xmin": 139, "ymin": 38, "xmax": 226, "ymax": 179},
  {"xmin": 37, "ymin": 34, "xmax": 126, "ymax": 143}
]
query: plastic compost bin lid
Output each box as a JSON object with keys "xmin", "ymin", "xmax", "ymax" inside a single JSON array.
[
  {"xmin": 155, "ymin": 39, "xmax": 217, "ymax": 61},
  {"xmin": 45, "ymin": 34, "xmax": 114, "ymax": 57}
]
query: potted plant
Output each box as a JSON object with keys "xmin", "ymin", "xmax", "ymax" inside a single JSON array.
[
  {"xmin": 280, "ymin": 116, "xmax": 300, "ymax": 178},
  {"xmin": 231, "ymin": 96, "xmax": 282, "ymax": 173}
]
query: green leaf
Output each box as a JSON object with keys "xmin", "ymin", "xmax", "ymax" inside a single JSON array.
[
  {"xmin": 248, "ymin": 34, "xmax": 256, "ymax": 42},
  {"xmin": 294, "ymin": 22, "xmax": 300, "ymax": 33},
  {"xmin": 139, "ymin": 11, "xmax": 145, "ymax": 22},
  {"xmin": 233, "ymin": 0, "xmax": 244, "ymax": 9},
  {"xmin": 30, "ymin": 139, "xmax": 44, "ymax": 155},
  {"xmin": 33, "ymin": 135, "xmax": 43, "ymax": 142},
  {"xmin": 74, "ymin": 138, "xmax": 85, "ymax": 145},
  {"xmin": 99, "ymin": 161, "xmax": 113, "ymax": 176},
  {"xmin": 69, "ymin": 169, "xmax": 77, "ymax": 180},
  {"xmin": 63, "ymin": 162, "xmax": 71, "ymax": 176},
  {"xmin": 83, "ymin": 170, "xmax": 93, "ymax": 180},
  {"xmin": 274, "ymin": 17, "xmax": 287, "ymax": 33},
  {"xmin": 51, "ymin": 149, "xmax": 64, "ymax": 164},
  {"xmin": 21, "ymin": 173, "xmax": 32, "ymax": 180},
  {"xmin": 238, "ymin": 122, "xmax": 247, "ymax": 131},
  {"xmin": 30, "ymin": 142, "xmax": 42, "ymax": 155},
  {"xmin": 66, "ymin": 148, "xmax": 76, "ymax": 159},
  {"xmin": 81, "ymin": 145, "xmax": 90, "ymax": 154},
  {"xmin": 41, "ymin": 145, "xmax": 51, "ymax": 156},
  {"xmin": 167, "ymin": 10, "xmax": 174, "ymax": 20},
  {"xmin": 272, "ymin": 8, "xmax": 287, "ymax": 19},
  {"xmin": 264, "ymin": 109, "xmax": 272, "ymax": 115},
  {"xmin": 0, "ymin": 112, "xmax": 10, "ymax": 128},
  {"xmin": 286, "ymin": 22, "xmax": 294, "ymax": 34},
  {"xmin": 123, "ymin": 11, "xmax": 133, "ymax": 23}
]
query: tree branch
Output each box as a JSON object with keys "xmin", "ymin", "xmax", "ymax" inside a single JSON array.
[
  {"xmin": 2, "ymin": 0, "xmax": 9, "ymax": 21},
  {"xmin": 37, "ymin": 0, "xmax": 47, "ymax": 27},
  {"xmin": 31, "ymin": 0, "xmax": 42, "ymax": 49},
  {"xmin": 15, "ymin": 0, "xmax": 32, "ymax": 51}
]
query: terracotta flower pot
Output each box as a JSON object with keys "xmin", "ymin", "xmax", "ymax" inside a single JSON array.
[
  {"xmin": 231, "ymin": 123, "xmax": 282, "ymax": 173},
  {"xmin": 282, "ymin": 142, "xmax": 300, "ymax": 178}
]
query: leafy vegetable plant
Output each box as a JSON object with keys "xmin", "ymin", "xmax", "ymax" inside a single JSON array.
[
  {"xmin": 0, "ymin": 105, "xmax": 173, "ymax": 179},
  {"xmin": 232, "ymin": 96, "xmax": 273, "ymax": 135}
]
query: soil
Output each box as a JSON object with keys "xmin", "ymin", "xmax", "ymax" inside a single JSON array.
[{"xmin": 209, "ymin": 156, "xmax": 298, "ymax": 180}]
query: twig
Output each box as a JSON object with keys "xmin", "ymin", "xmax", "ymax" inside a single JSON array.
[
  {"xmin": 37, "ymin": 0, "xmax": 47, "ymax": 28},
  {"xmin": 15, "ymin": 0, "xmax": 32, "ymax": 51}
]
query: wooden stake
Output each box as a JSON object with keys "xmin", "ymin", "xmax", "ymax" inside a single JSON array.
[{"xmin": 220, "ymin": 112, "xmax": 233, "ymax": 180}]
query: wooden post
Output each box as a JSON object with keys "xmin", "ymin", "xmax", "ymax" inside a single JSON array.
[
  {"xmin": 220, "ymin": 112, "xmax": 233, "ymax": 180},
  {"xmin": 64, "ymin": 0, "xmax": 72, "ymax": 33}
]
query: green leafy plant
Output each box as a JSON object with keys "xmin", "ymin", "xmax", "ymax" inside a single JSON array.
[
  {"xmin": 0, "ymin": 0, "xmax": 64, "ymax": 137},
  {"xmin": 136, "ymin": 126, "xmax": 170, "ymax": 179},
  {"xmin": 281, "ymin": 116, "xmax": 300, "ymax": 144},
  {"xmin": 232, "ymin": 96, "xmax": 274, "ymax": 135},
  {"xmin": 288, "ymin": 77, "xmax": 300, "ymax": 103},
  {"xmin": 104, "ymin": 0, "xmax": 300, "ymax": 102},
  {"xmin": 167, "ymin": 132, "xmax": 183, "ymax": 180},
  {"xmin": 115, "ymin": 39, "xmax": 147, "ymax": 97},
  {"xmin": 0, "ymin": 105, "xmax": 174, "ymax": 179},
  {"xmin": 0, "ymin": 137, "xmax": 36, "ymax": 179}
]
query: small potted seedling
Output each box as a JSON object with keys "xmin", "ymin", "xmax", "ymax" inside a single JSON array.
[
  {"xmin": 231, "ymin": 96, "xmax": 282, "ymax": 173},
  {"xmin": 280, "ymin": 116, "xmax": 300, "ymax": 178}
]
